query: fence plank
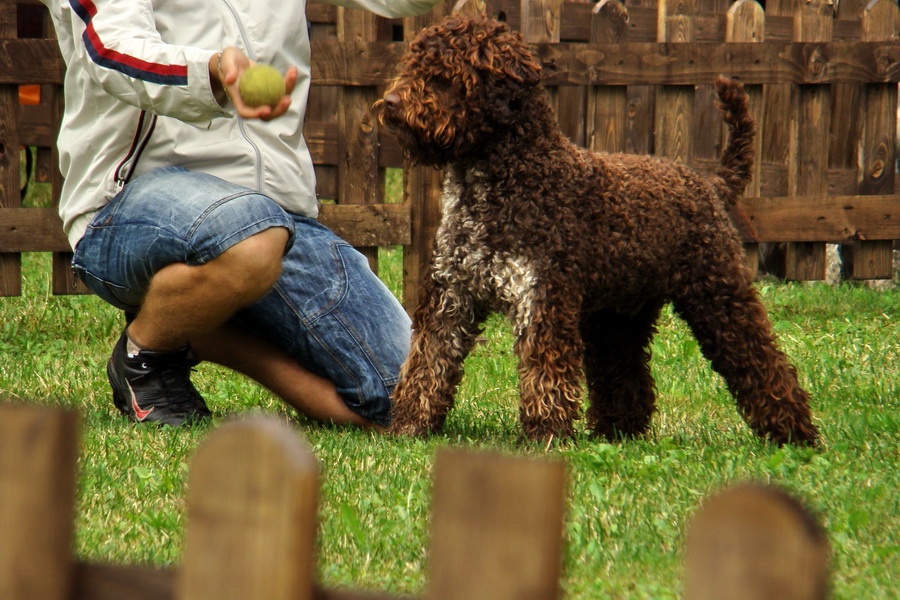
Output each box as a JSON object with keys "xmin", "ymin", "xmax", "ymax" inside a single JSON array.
[
  {"xmin": 684, "ymin": 484, "xmax": 829, "ymax": 600},
  {"xmin": 74, "ymin": 563, "xmax": 175, "ymax": 600},
  {"xmin": 741, "ymin": 194, "xmax": 900, "ymax": 242},
  {"xmin": 756, "ymin": 0, "xmax": 792, "ymax": 276},
  {"xmin": 72, "ymin": 561, "xmax": 414, "ymax": 600},
  {"xmin": 8, "ymin": 37, "xmax": 900, "ymax": 88},
  {"xmin": 0, "ymin": 204, "xmax": 409, "ymax": 252},
  {"xmin": 655, "ymin": 0, "xmax": 695, "ymax": 165},
  {"xmin": 588, "ymin": 0, "xmax": 629, "ymax": 153},
  {"xmin": 306, "ymin": 40, "xmax": 900, "ymax": 87},
  {"xmin": 319, "ymin": 203, "xmax": 411, "ymax": 246},
  {"xmin": 842, "ymin": 0, "xmax": 899, "ymax": 280},
  {"xmin": 0, "ymin": 8, "xmax": 22, "ymax": 297},
  {"xmin": 307, "ymin": 11, "xmax": 340, "ymax": 204},
  {"xmin": 177, "ymin": 417, "xmax": 319, "ymax": 600},
  {"xmin": 689, "ymin": 0, "xmax": 734, "ymax": 166},
  {"xmin": 426, "ymin": 449, "xmax": 567, "ymax": 600},
  {"xmin": 337, "ymin": 9, "xmax": 383, "ymax": 271},
  {"xmin": 554, "ymin": 2, "xmax": 586, "ymax": 145},
  {"xmin": 0, "ymin": 404, "xmax": 78, "ymax": 600},
  {"xmin": 402, "ymin": 166, "xmax": 442, "ymax": 312},
  {"xmin": 727, "ymin": 0, "xmax": 766, "ymax": 279},
  {"xmin": 399, "ymin": 5, "xmax": 453, "ymax": 312},
  {"xmin": 47, "ymin": 51, "xmax": 85, "ymax": 294},
  {"xmin": 788, "ymin": 0, "xmax": 835, "ymax": 281},
  {"xmin": 0, "ymin": 38, "xmax": 64, "ymax": 83}
]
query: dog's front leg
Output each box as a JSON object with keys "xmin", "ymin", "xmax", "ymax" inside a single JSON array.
[
  {"xmin": 513, "ymin": 295, "xmax": 585, "ymax": 442},
  {"xmin": 389, "ymin": 277, "xmax": 484, "ymax": 436}
]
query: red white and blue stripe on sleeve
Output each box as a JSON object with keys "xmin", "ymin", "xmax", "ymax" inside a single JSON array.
[{"xmin": 69, "ymin": 0, "xmax": 188, "ymax": 85}]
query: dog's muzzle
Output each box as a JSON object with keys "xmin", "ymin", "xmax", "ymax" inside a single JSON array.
[
  {"xmin": 382, "ymin": 92, "xmax": 400, "ymax": 108},
  {"xmin": 375, "ymin": 93, "xmax": 402, "ymax": 128}
]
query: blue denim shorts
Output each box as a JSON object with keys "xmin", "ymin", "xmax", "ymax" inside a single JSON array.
[{"xmin": 72, "ymin": 166, "xmax": 410, "ymax": 424}]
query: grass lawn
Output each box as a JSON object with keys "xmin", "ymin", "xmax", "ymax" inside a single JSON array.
[{"xmin": 1, "ymin": 248, "xmax": 898, "ymax": 598}]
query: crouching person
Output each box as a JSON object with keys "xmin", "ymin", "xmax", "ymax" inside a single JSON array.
[{"xmin": 41, "ymin": 0, "xmax": 440, "ymax": 427}]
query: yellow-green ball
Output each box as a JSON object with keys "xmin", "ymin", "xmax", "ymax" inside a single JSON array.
[{"xmin": 238, "ymin": 64, "xmax": 285, "ymax": 108}]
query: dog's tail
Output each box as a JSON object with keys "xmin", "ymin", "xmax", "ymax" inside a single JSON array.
[{"xmin": 713, "ymin": 76, "xmax": 755, "ymax": 210}]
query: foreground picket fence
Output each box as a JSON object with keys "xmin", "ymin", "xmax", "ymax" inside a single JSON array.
[{"xmin": 0, "ymin": 402, "xmax": 829, "ymax": 599}]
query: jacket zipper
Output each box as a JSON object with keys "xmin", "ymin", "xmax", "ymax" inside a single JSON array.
[
  {"xmin": 113, "ymin": 110, "xmax": 157, "ymax": 192},
  {"xmin": 221, "ymin": 0, "xmax": 265, "ymax": 191},
  {"xmin": 112, "ymin": 2, "xmax": 265, "ymax": 194}
]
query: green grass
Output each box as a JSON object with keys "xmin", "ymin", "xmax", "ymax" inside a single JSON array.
[
  {"xmin": 2, "ymin": 252, "xmax": 898, "ymax": 598},
  {"xmin": 3, "ymin": 170, "xmax": 899, "ymax": 596}
]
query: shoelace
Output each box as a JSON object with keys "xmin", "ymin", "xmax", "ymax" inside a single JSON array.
[{"xmin": 146, "ymin": 354, "xmax": 208, "ymax": 414}]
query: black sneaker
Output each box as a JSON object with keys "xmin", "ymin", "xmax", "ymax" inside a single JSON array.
[{"xmin": 106, "ymin": 330, "xmax": 212, "ymax": 426}]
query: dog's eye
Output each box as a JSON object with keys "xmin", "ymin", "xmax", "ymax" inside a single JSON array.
[
  {"xmin": 428, "ymin": 77, "xmax": 454, "ymax": 95},
  {"xmin": 423, "ymin": 78, "xmax": 463, "ymax": 111}
]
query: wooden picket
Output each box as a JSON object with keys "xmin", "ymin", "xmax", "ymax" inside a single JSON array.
[
  {"xmin": 0, "ymin": 402, "xmax": 832, "ymax": 599},
  {"xmin": 684, "ymin": 483, "xmax": 830, "ymax": 600},
  {"xmin": 1, "ymin": 0, "xmax": 899, "ymax": 303},
  {"xmin": 0, "ymin": 403, "xmax": 568, "ymax": 600}
]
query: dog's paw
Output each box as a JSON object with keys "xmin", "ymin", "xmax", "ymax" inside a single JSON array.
[
  {"xmin": 385, "ymin": 419, "xmax": 432, "ymax": 438},
  {"xmin": 521, "ymin": 420, "xmax": 576, "ymax": 445},
  {"xmin": 764, "ymin": 421, "xmax": 820, "ymax": 448}
]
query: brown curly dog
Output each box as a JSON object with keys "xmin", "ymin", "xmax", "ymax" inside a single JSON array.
[{"xmin": 376, "ymin": 15, "xmax": 818, "ymax": 445}]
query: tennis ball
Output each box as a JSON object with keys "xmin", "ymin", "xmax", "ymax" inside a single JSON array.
[{"xmin": 238, "ymin": 64, "xmax": 285, "ymax": 108}]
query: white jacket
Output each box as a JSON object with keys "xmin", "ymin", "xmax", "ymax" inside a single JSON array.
[{"xmin": 42, "ymin": 0, "xmax": 439, "ymax": 250}]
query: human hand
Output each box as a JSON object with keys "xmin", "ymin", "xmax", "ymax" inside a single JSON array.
[{"xmin": 214, "ymin": 47, "xmax": 298, "ymax": 121}]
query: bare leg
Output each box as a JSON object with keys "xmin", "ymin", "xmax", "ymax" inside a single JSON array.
[
  {"xmin": 192, "ymin": 323, "xmax": 378, "ymax": 429},
  {"xmin": 120, "ymin": 226, "xmax": 375, "ymax": 428},
  {"xmin": 128, "ymin": 227, "xmax": 290, "ymax": 351}
]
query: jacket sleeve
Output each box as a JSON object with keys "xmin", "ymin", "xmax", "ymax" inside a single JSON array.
[
  {"xmin": 61, "ymin": 0, "xmax": 228, "ymax": 122},
  {"xmin": 318, "ymin": 0, "xmax": 442, "ymax": 19}
]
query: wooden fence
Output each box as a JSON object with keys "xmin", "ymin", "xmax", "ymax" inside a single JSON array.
[
  {"xmin": 0, "ymin": 402, "xmax": 830, "ymax": 600},
  {"xmin": 1, "ymin": 0, "xmax": 899, "ymax": 305}
]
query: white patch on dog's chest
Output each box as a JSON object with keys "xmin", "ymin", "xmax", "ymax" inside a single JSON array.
[{"xmin": 432, "ymin": 176, "xmax": 538, "ymax": 334}]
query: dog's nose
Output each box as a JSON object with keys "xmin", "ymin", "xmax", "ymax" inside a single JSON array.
[{"xmin": 383, "ymin": 93, "xmax": 400, "ymax": 107}]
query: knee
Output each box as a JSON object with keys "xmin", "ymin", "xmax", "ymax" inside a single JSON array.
[{"xmin": 217, "ymin": 227, "xmax": 291, "ymax": 299}]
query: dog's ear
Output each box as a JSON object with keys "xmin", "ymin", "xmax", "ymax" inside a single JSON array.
[
  {"xmin": 479, "ymin": 30, "xmax": 542, "ymax": 88},
  {"xmin": 476, "ymin": 31, "xmax": 543, "ymax": 127},
  {"xmin": 507, "ymin": 37, "xmax": 543, "ymax": 88}
]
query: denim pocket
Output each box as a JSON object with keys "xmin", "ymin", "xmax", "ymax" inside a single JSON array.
[{"xmin": 307, "ymin": 241, "xmax": 354, "ymax": 321}]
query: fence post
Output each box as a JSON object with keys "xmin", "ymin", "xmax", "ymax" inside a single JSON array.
[
  {"xmin": 177, "ymin": 417, "xmax": 319, "ymax": 600},
  {"xmin": 425, "ymin": 448, "xmax": 567, "ymax": 600},
  {"xmin": 684, "ymin": 484, "xmax": 830, "ymax": 600},
  {"xmin": 0, "ymin": 403, "xmax": 79, "ymax": 600}
]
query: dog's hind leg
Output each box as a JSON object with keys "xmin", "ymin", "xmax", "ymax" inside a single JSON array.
[
  {"xmin": 671, "ymin": 253, "xmax": 819, "ymax": 445},
  {"xmin": 513, "ymin": 294, "xmax": 585, "ymax": 441},
  {"xmin": 582, "ymin": 303, "xmax": 663, "ymax": 441},
  {"xmin": 389, "ymin": 279, "xmax": 485, "ymax": 436}
]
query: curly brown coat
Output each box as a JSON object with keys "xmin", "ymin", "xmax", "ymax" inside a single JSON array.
[{"xmin": 376, "ymin": 15, "xmax": 818, "ymax": 445}]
